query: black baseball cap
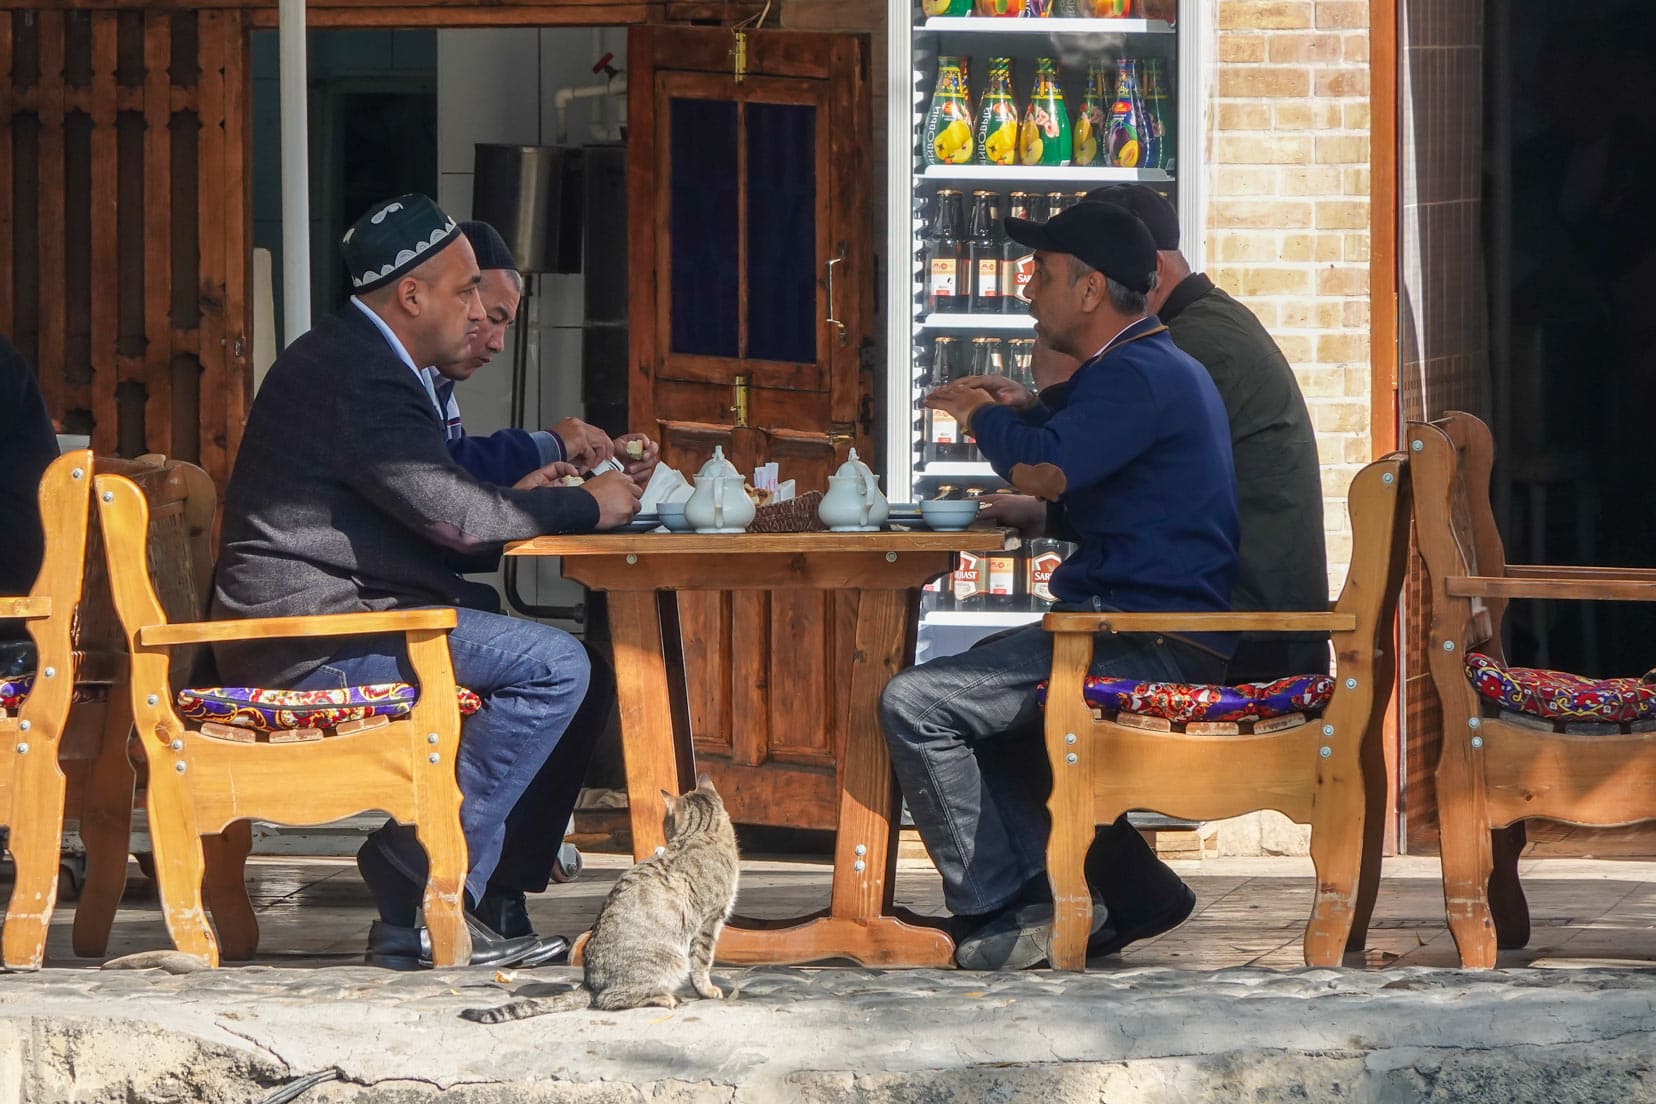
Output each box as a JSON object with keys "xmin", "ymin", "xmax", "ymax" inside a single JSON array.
[
  {"xmin": 1003, "ymin": 202, "xmax": 1159, "ymax": 294},
  {"xmin": 1084, "ymin": 184, "xmax": 1180, "ymax": 251}
]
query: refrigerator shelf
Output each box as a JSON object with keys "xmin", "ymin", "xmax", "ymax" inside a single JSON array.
[
  {"xmin": 921, "ymin": 609, "xmax": 1046, "ymax": 627},
  {"xmin": 917, "ymin": 16, "xmax": 1174, "ymax": 35},
  {"xmin": 920, "ymin": 165, "xmax": 1174, "ymax": 184},
  {"xmin": 920, "ymin": 312, "xmax": 1035, "ymax": 330},
  {"xmin": 918, "ymin": 461, "xmax": 998, "ymax": 476}
]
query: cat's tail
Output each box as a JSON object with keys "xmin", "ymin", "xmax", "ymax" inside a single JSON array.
[{"xmin": 459, "ymin": 988, "xmax": 594, "ymax": 1024}]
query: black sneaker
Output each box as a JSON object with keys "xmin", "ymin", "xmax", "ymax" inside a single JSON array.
[{"xmin": 953, "ymin": 894, "xmax": 1111, "ymax": 971}]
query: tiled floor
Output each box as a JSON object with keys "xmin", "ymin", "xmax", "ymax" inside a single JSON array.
[{"xmin": 32, "ymin": 845, "xmax": 1656, "ymax": 971}]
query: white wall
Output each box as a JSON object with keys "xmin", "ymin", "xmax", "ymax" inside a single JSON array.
[{"xmin": 437, "ymin": 27, "xmax": 629, "ymax": 618}]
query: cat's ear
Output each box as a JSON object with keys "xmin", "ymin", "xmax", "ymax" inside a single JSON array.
[
  {"xmin": 660, "ymin": 788, "xmax": 677, "ymax": 812},
  {"xmin": 695, "ymin": 772, "xmax": 716, "ymax": 794}
]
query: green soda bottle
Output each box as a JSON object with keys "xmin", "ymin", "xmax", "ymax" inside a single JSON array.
[
  {"xmin": 1105, "ymin": 58, "xmax": 1147, "ymax": 168},
  {"xmin": 924, "ymin": 56, "xmax": 976, "ymax": 166},
  {"xmin": 1017, "ymin": 58, "xmax": 1071, "ymax": 167},
  {"xmin": 1142, "ymin": 57, "xmax": 1174, "ymax": 170},
  {"xmin": 921, "ymin": 0, "xmax": 974, "ymax": 17},
  {"xmin": 974, "ymin": 58, "xmax": 1020, "ymax": 166},
  {"xmin": 1072, "ymin": 61, "xmax": 1108, "ymax": 166}
]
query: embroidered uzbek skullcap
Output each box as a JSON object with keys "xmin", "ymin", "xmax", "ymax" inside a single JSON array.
[
  {"xmin": 459, "ymin": 220, "xmax": 517, "ymax": 272},
  {"xmin": 341, "ymin": 193, "xmax": 461, "ymax": 294}
]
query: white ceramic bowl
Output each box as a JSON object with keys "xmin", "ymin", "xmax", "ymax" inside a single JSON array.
[
  {"xmin": 919, "ymin": 499, "xmax": 980, "ymax": 531},
  {"xmin": 658, "ymin": 502, "xmax": 693, "ymax": 532}
]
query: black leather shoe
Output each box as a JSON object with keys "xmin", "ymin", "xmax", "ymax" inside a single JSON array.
[
  {"xmin": 364, "ymin": 914, "xmax": 570, "ymax": 971},
  {"xmin": 473, "ymin": 888, "xmax": 534, "ymax": 940},
  {"xmin": 1084, "ymin": 817, "xmax": 1197, "ymax": 957},
  {"xmin": 953, "ymin": 892, "xmax": 1111, "ymax": 971}
]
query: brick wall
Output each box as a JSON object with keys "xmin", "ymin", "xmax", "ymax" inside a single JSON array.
[{"xmin": 1208, "ymin": 0, "xmax": 1372, "ymax": 590}]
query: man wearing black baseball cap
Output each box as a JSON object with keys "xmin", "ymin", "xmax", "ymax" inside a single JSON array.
[{"xmin": 880, "ymin": 201, "xmax": 1241, "ymax": 970}]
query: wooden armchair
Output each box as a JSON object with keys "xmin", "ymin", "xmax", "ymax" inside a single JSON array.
[
  {"xmin": 1041, "ymin": 453, "xmax": 1411, "ymax": 970},
  {"xmin": 0, "ymin": 451, "xmax": 192, "ymax": 968},
  {"xmin": 93, "ymin": 470, "xmax": 474, "ymax": 967},
  {"xmin": 1411, "ymin": 411, "xmax": 1656, "ymax": 967}
]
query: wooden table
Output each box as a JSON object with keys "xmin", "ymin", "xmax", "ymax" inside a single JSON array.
[{"xmin": 505, "ymin": 527, "xmax": 1015, "ymax": 967}]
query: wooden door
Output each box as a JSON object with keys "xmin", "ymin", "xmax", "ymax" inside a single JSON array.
[{"xmin": 627, "ymin": 26, "xmax": 874, "ymax": 830}]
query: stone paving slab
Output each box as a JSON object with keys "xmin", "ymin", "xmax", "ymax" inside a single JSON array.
[{"xmin": 4, "ymin": 961, "xmax": 1656, "ymax": 1102}]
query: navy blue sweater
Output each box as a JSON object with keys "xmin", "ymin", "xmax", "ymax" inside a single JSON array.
[{"xmin": 969, "ymin": 318, "xmax": 1240, "ymax": 656}]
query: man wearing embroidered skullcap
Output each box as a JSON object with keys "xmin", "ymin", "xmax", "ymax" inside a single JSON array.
[
  {"xmin": 211, "ymin": 193, "xmax": 642, "ymax": 970},
  {"xmin": 880, "ymin": 201, "xmax": 1239, "ymax": 971},
  {"xmin": 426, "ymin": 220, "xmax": 658, "ymax": 489}
]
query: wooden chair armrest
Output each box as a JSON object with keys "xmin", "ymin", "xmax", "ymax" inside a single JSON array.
[
  {"xmin": 1504, "ymin": 564, "xmax": 1656, "ymax": 584},
  {"xmin": 139, "ymin": 609, "xmax": 459, "ymax": 647},
  {"xmin": 0, "ymin": 597, "xmax": 50, "ymax": 620},
  {"xmin": 1041, "ymin": 611, "xmax": 1357, "ymax": 634},
  {"xmin": 1444, "ymin": 575, "xmax": 1656, "ymax": 602}
]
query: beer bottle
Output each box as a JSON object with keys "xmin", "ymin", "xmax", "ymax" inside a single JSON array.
[
  {"xmin": 968, "ymin": 192, "xmax": 1004, "ymax": 313},
  {"xmin": 1026, "ymin": 537, "xmax": 1075, "ymax": 606},
  {"xmin": 975, "ymin": 59, "xmax": 1021, "ymax": 166},
  {"xmin": 921, "ymin": 572, "xmax": 955, "ymax": 611},
  {"xmin": 927, "ymin": 190, "xmax": 968, "ymax": 314},
  {"xmin": 924, "ymin": 336, "xmax": 970, "ymax": 465},
  {"xmin": 1018, "ymin": 59, "xmax": 1072, "ymax": 167},
  {"xmin": 1106, "ymin": 59, "xmax": 1149, "ymax": 168},
  {"xmin": 924, "ymin": 57, "xmax": 976, "ymax": 166},
  {"xmin": 952, "ymin": 551, "xmax": 987, "ymax": 610},
  {"xmin": 984, "ymin": 546, "xmax": 1025, "ymax": 611},
  {"xmin": 1047, "ymin": 191, "xmax": 1071, "ymax": 217},
  {"xmin": 1142, "ymin": 57, "xmax": 1174, "ymax": 171},
  {"xmin": 1001, "ymin": 192, "xmax": 1035, "ymax": 314},
  {"xmin": 1006, "ymin": 337, "xmax": 1036, "ymax": 392},
  {"xmin": 1073, "ymin": 62, "xmax": 1108, "ymax": 166}
]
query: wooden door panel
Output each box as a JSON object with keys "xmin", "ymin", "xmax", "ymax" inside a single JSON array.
[{"xmin": 630, "ymin": 25, "xmax": 871, "ymax": 830}]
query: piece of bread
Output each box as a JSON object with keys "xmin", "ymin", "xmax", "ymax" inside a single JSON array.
[
  {"xmin": 744, "ymin": 483, "xmax": 773, "ymax": 507},
  {"xmin": 624, "ymin": 438, "xmax": 645, "ymax": 460},
  {"xmin": 559, "ymin": 474, "xmax": 586, "ymax": 487}
]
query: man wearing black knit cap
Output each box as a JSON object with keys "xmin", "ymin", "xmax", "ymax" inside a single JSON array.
[
  {"xmin": 880, "ymin": 201, "xmax": 1240, "ymax": 970},
  {"xmin": 213, "ymin": 193, "xmax": 641, "ymax": 970},
  {"xmin": 430, "ymin": 221, "xmax": 658, "ymax": 487}
]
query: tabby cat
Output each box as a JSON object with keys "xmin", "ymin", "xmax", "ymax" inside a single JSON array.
[{"xmin": 461, "ymin": 774, "xmax": 739, "ymax": 1023}]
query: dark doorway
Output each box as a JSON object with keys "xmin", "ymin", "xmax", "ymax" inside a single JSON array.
[{"xmin": 1486, "ymin": 0, "xmax": 1656, "ymax": 675}]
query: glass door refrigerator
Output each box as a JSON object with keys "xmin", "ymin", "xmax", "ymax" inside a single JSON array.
[{"xmin": 886, "ymin": 0, "xmax": 1206, "ymax": 662}]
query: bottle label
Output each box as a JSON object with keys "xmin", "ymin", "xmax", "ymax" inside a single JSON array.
[
  {"xmin": 1028, "ymin": 551, "xmax": 1063, "ymax": 602},
  {"xmin": 953, "ymin": 552, "xmax": 985, "ymax": 601},
  {"xmin": 975, "ymin": 259, "xmax": 999, "ymax": 298},
  {"xmin": 929, "ymin": 259, "xmax": 958, "ymax": 299},
  {"xmin": 987, "ymin": 554, "xmax": 1017, "ymax": 596},
  {"xmin": 1011, "ymin": 253, "xmax": 1036, "ymax": 301},
  {"xmin": 932, "ymin": 409, "xmax": 958, "ymax": 446}
]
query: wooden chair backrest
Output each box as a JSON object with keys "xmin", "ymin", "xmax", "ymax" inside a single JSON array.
[
  {"xmin": 11, "ymin": 452, "xmax": 96, "ymax": 736},
  {"xmin": 86, "ymin": 461, "xmax": 217, "ymax": 682},
  {"xmin": 1411, "ymin": 412, "xmax": 1505, "ymax": 663},
  {"xmin": 75, "ymin": 458, "xmax": 216, "ymax": 695},
  {"xmin": 1331, "ymin": 452, "xmax": 1413, "ymax": 664}
]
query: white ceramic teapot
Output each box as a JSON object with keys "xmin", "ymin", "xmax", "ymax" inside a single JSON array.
[
  {"xmin": 683, "ymin": 446, "xmax": 755, "ymax": 533},
  {"xmin": 817, "ymin": 448, "xmax": 889, "ymax": 532}
]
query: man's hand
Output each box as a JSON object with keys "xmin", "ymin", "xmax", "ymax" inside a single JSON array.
[
  {"xmin": 924, "ymin": 382, "xmax": 998, "ymax": 430},
  {"xmin": 975, "ymin": 493, "xmax": 1046, "ymax": 538},
  {"xmin": 584, "ymin": 470, "xmax": 643, "ymax": 529},
  {"xmin": 551, "ymin": 416, "xmax": 616, "ymax": 472},
  {"xmin": 954, "ymin": 374, "xmax": 1036, "ymax": 413},
  {"xmin": 613, "ymin": 433, "xmax": 660, "ymax": 485},
  {"xmin": 512, "ymin": 461, "xmax": 583, "ymax": 491}
]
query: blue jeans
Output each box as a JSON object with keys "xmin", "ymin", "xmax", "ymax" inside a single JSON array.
[
  {"xmin": 879, "ymin": 621, "xmax": 1227, "ymax": 917},
  {"xmin": 288, "ymin": 608, "xmax": 591, "ymax": 905}
]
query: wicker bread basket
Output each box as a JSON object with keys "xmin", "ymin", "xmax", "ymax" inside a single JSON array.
[{"xmin": 748, "ymin": 490, "xmax": 827, "ymax": 533}]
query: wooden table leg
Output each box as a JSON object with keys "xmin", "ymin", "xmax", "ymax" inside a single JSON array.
[
  {"xmin": 714, "ymin": 588, "xmax": 954, "ymax": 968},
  {"xmin": 607, "ymin": 589, "xmax": 688, "ymax": 860}
]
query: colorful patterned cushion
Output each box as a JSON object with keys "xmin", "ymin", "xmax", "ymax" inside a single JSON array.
[
  {"xmin": 0, "ymin": 674, "xmax": 33, "ymax": 712},
  {"xmin": 1464, "ymin": 652, "xmax": 1656, "ymax": 724},
  {"xmin": 1037, "ymin": 673, "xmax": 1334, "ymax": 724},
  {"xmin": 176, "ymin": 683, "xmax": 483, "ymax": 733}
]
